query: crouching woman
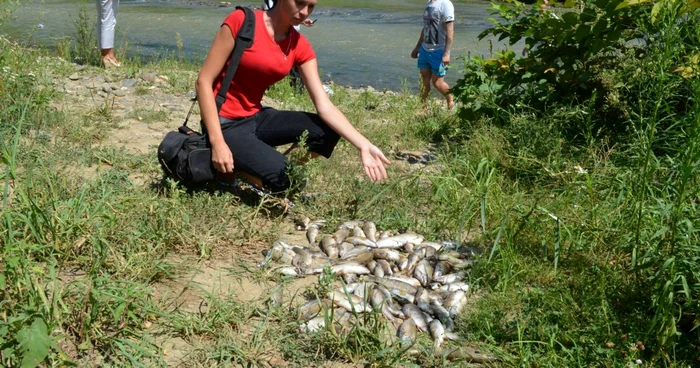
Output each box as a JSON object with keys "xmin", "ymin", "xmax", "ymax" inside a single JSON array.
[{"xmin": 196, "ymin": 0, "xmax": 390, "ymax": 194}]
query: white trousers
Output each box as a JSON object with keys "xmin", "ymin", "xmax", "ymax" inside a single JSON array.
[{"xmin": 96, "ymin": 0, "xmax": 119, "ymax": 50}]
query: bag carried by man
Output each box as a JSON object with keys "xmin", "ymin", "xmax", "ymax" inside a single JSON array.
[{"xmin": 157, "ymin": 6, "xmax": 255, "ymax": 187}]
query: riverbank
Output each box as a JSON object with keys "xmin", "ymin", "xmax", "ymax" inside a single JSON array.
[
  {"xmin": 1, "ymin": 0, "xmax": 505, "ymax": 91},
  {"xmin": 2, "ymin": 0, "xmax": 699, "ymax": 362}
]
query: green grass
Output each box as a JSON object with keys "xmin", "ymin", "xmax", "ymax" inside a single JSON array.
[{"xmin": 1, "ymin": 2, "xmax": 700, "ymax": 366}]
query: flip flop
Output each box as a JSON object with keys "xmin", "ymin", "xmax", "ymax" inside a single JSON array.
[{"xmin": 103, "ymin": 57, "xmax": 121, "ymax": 68}]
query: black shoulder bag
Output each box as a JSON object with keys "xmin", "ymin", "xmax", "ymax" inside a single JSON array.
[{"xmin": 157, "ymin": 6, "xmax": 255, "ymax": 187}]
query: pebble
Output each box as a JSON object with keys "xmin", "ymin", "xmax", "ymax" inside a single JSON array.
[
  {"xmin": 68, "ymin": 73, "xmax": 80, "ymax": 81},
  {"xmin": 122, "ymin": 78, "xmax": 139, "ymax": 88}
]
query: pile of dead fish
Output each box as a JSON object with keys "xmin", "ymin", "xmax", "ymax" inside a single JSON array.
[{"xmin": 259, "ymin": 219, "xmax": 497, "ymax": 361}]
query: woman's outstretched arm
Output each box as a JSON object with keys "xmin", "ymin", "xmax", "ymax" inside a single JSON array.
[{"xmin": 298, "ymin": 59, "xmax": 391, "ymax": 182}]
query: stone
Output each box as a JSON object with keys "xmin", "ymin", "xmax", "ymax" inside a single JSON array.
[
  {"xmin": 68, "ymin": 73, "xmax": 80, "ymax": 81},
  {"xmin": 122, "ymin": 78, "xmax": 139, "ymax": 88},
  {"xmin": 102, "ymin": 83, "xmax": 112, "ymax": 93},
  {"xmin": 142, "ymin": 72, "xmax": 157, "ymax": 82}
]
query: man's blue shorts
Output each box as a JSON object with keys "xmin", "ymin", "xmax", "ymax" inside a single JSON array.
[{"xmin": 417, "ymin": 45, "xmax": 448, "ymax": 77}]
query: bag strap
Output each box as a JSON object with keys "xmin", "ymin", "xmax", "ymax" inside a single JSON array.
[
  {"xmin": 184, "ymin": 6, "xmax": 256, "ymax": 127},
  {"xmin": 215, "ymin": 6, "xmax": 256, "ymax": 113}
]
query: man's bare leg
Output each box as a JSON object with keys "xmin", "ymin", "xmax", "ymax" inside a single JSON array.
[
  {"xmin": 431, "ymin": 74, "xmax": 455, "ymax": 110},
  {"xmin": 419, "ymin": 68, "xmax": 433, "ymax": 112}
]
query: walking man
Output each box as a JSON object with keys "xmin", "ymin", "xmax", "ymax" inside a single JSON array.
[{"xmin": 411, "ymin": 0, "xmax": 455, "ymax": 110}]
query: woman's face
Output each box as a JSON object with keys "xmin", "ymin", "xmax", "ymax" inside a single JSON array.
[{"xmin": 278, "ymin": 0, "xmax": 317, "ymax": 25}]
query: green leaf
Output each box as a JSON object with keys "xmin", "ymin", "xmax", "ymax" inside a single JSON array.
[
  {"xmin": 592, "ymin": 18, "xmax": 609, "ymax": 35},
  {"xmin": 561, "ymin": 12, "xmax": 579, "ymax": 26},
  {"xmin": 17, "ymin": 318, "xmax": 50, "ymax": 368},
  {"xmin": 0, "ymin": 273, "xmax": 5, "ymax": 290},
  {"xmin": 575, "ymin": 25, "xmax": 591, "ymax": 42}
]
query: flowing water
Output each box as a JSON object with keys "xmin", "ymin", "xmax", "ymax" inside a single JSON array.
[{"xmin": 1, "ymin": 0, "xmax": 522, "ymax": 90}]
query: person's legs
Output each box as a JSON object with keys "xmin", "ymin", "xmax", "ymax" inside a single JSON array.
[
  {"xmin": 220, "ymin": 117, "xmax": 292, "ymax": 193},
  {"xmin": 96, "ymin": 0, "xmax": 120, "ymax": 67},
  {"xmin": 419, "ymin": 68, "xmax": 433, "ymax": 105},
  {"xmin": 417, "ymin": 46, "xmax": 433, "ymax": 105},
  {"xmin": 220, "ymin": 109, "xmax": 340, "ymax": 193},
  {"xmin": 426, "ymin": 49, "xmax": 454, "ymax": 110},
  {"xmin": 255, "ymin": 108, "xmax": 340, "ymax": 160},
  {"xmin": 431, "ymin": 75, "xmax": 455, "ymax": 110}
]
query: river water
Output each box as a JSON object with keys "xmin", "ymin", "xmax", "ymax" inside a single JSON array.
[{"xmin": 1, "ymin": 0, "xmax": 521, "ymax": 91}]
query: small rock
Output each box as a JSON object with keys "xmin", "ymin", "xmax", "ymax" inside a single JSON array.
[
  {"xmin": 122, "ymin": 78, "xmax": 139, "ymax": 88},
  {"xmin": 68, "ymin": 73, "xmax": 80, "ymax": 81},
  {"xmin": 104, "ymin": 74, "xmax": 113, "ymax": 83},
  {"xmin": 102, "ymin": 83, "xmax": 112, "ymax": 93},
  {"xmin": 113, "ymin": 89, "xmax": 126, "ymax": 97},
  {"xmin": 75, "ymin": 65, "xmax": 87, "ymax": 71},
  {"xmin": 142, "ymin": 72, "xmax": 157, "ymax": 82}
]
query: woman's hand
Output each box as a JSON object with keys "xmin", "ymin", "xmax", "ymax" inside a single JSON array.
[
  {"xmin": 211, "ymin": 142, "xmax": 234, "ymax": 173},
  {"xmin": 360, "ymin": 145, "xmax": 391, "ymax": 182}
]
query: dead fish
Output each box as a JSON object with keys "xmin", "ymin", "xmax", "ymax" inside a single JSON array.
[
  {"xmin": 403, "ymin": 242, "xmax": 414, "ymax": 253},
  {"xmin": 320, "ymin": 235, "xmax": 339, "ymax": 259},
  {"xmin": 389, "ymin": 288, "xmax": 415, "ymax": 305},
  {"xmin": 339, "ymin": 220, "xmax": 364, "ymax": 229},
  {"xmin": 375, "ymin": 233, "xmax": 424, "ymax": 249},
  {"xmin": 372, "ymin": 249, "xmax": 401, "ymax": 262},
  {"xmin": 433, "ymin": 261, "xmax": 452, "ymax": 280},
  {"xmin": 291, "ymin": 247, "xmax": 312, "ymax": 267},
  {"xmin": 402, "ymin": 304, "xmax": 428, "ymax": 332},
  {"xmin": 352, "ymin": 226, "xmax": 366, "ymax": 238},
  {"xmin": 376, "ymin": 259, "xmax": 393, "ymax": 276},
  {"xmin": 373, "ymin": 265, "xmax": 385, "ymax": 277},
  {"xmin": 308, "ymin": 219, "xmax": 326, "ymax": 229},
  {"xmin": 419, "ymin": 241, "xmax": 442, "ymax": 251},
  {"xmin": 342, "ymin": 273, "xmax": 357, "ymax": 284},
  {"xmin": 445, "ymin": 290, "xmax": 467, "ymax": 318},
  {"xmin": 414, "ymin": 259, "xmax": 434, "ymax": 287},
  {"xmin": 387, "ymin": 276, "xmax": 422, "ymax": 289},
  {"xmin": 339, "ymin": 246, "xmax": 370, "ymax": 260},
  {"xmin": 299, "ymin": 299, "xmax": 331, "ymax": 320},
  {"xmin": 279, "ymin": 266, "xmax": 299, "ymax": 277},
  {"xmin": 415, "ymin": 287, "xmax": 432, "ymax": 313},
  {"xmin": 435, "ymin": 282, "xmax": 469, "ymax": 293},
  {"xmin": 434, "ymin": 273, "xmax": 462, "ymax": 285},
  {"xmin": 339, "ymin": 250, "xmax": 374, "ymax": 265},
  {"xmin": 362, "ymin": 221, "xmax": 377, "ymax": 242},
  {"xmin": 345, "ymin": 236, "xmax": 376, "ymax": 247},
  {"xmin": 366, "ymin": 260, "xmax": 377, "ymax": 272},
  {"xmin": 299, "ymin": 316, "xmax": 325, "ymax": 332},
  {"xmin": 397, "ymin": 318, "xmax": 417, "ymax": 343},
  {"xmin": 422, "ymin": 246, "xmax": 437, "ymax": 258},
  {"xmin": 378, "ymin": 230, "xmax": 393, "ymax": 239},
  {"xmin": 429, "ymin": 319, "xmax": 445, "ymax": 352},
  {"xmin": 295, "ymin": 216, "xmax": 311, "ymax": 230},
  {"xmin": 373, "ymin": 285, "xmax": 405, "ymax": 318},
  {"xmin": 397, "ymin": 256, "xmax": 408, "ymax": 271},
  {"xmin": 328, "ymin": 262, "xmax": 371, "ymax": 276},
  {"xmin": 333, "ymin": 228, "xmax": 351, "ymax": 244},
  {"xmin": 405, "ymin": 250, "xmax": 424, "ymax": 273},
  {"xmin": 337, "ymin": 241, "xmax": 354, "ymax": 257},
  {"xmin": 431, "ymin": 300, "xmax": 455, "ymax": 331},
  {"xmin": 306, "ymin": 226, "xmax": 319, "ymax": 245},
  {"xmin": 329, "ymin": 291, "xmax": 373, "ymax": 313},
  {"xmin": 370, "ymin": 276, "xmax": 418, "ymax": 294}
]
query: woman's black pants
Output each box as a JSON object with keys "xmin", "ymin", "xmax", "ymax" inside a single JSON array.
[{"xmin": 217, "ymin": 108, "xmax": 340, "ymax": 193}]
